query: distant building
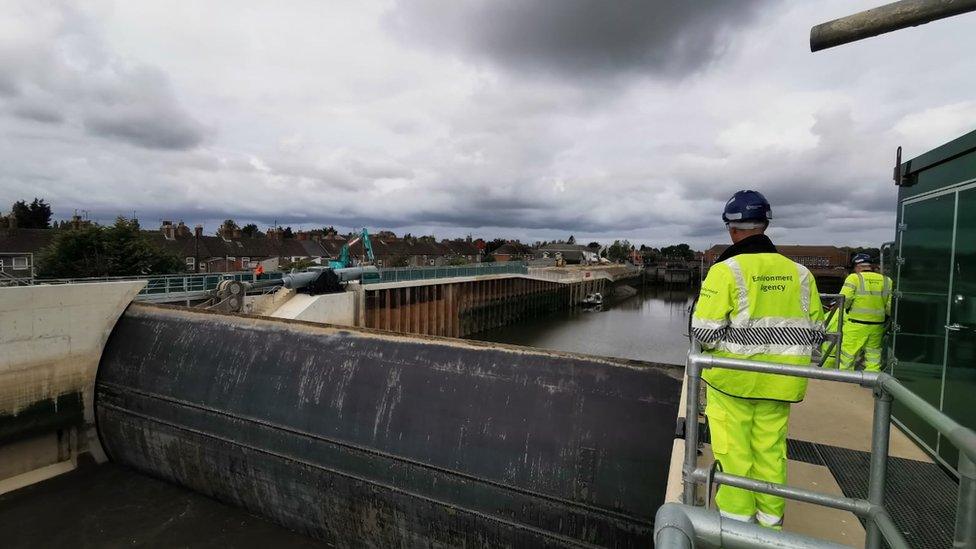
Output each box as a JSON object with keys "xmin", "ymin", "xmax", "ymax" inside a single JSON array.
[
  {"xmin": 490, "ymin": 242, "xmax": 534, "ymax": 262},
  {"xmin": 704, "ymin": 244, "xmax": 849, "ymax": 272},
  {"xmin": 537, "ymin": 243, "xmax": 594, "ymax": 264},
  {"xmin": 346, "ymin": 234, "xmax": 480, "ymax": 267},
  {"xmin": 0, "ymin": 214, "xmax": 53, "ymax": 283}
]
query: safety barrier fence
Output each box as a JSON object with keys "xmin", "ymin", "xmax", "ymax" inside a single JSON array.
[
  {"xmin": 362, "ymin": 261, "xmax": 527, "ymax": 284},
  {"xmin": 657, "ymin": 339, "xmax": 976, "ymax": 549},
  {"xmin": 34, "ymin": 271, "xmax": 284, "ymax": 300}
]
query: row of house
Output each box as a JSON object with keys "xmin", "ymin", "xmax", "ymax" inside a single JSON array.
[
  {"xmin": 149, "ymin": 221, "xmax": 485, "ymax": 271},
  {"xmin": 0, "ymin": 218, "xmax": 485, "ymax": 279},
  {"xmin": 703, "ymin": 244, "xmax": 849, "ymax": 273},
  {"xmin": 0, "ymin": 212, "xmax": 851, "ymax": 281}
]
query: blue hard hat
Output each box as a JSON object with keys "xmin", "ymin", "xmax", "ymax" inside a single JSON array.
[
  {"xmin": 722, "ymin": 190, "xmax": 772, "ymax": 223},
  {"xmin": 852, "ymin": 253, "xmax": 872, "ymax": 265}
]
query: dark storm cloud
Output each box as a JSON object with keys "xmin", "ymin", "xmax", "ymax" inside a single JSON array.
[
  {"xmin": 84, "ymin": 109, "xmax": 204, "ymax": 150},
  {"xmin": 385, "ymin": 0, "xmax": 768, "ymax": 79}
]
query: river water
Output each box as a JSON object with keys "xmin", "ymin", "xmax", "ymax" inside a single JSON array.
[{"xmin": 473, "ymin": 286, "xmax": 696, "ymax": 366}]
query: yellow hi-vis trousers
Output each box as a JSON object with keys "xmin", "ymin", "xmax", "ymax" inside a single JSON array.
[
  {"xmin": 706, "ymin": 386, "xmax": 790, "ymax": 529},
  {"xmin": 840, "ymin": 320, "xmax": 884, "ymax": 372}
]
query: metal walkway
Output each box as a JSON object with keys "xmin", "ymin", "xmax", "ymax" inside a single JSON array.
[{"xmin": 657, "ymin": 341, "xmax": 976, "ymax": 549}]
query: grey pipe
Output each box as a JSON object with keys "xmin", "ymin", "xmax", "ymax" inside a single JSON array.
[
  {"xmin": 683, "ymin": 349, "xmax": 703, "ymax": 505},
  {"xmin": 878, "ymin": 373, "xmax": 976, "ymax": 460},
  {"xmin": 866, "ymin": 389, "xmax": 894, "ymax": 549},
  {"xmin": 334, "ymin": 265, "xmax": 378, "ymax": 282},
  {"xmin": 689, "ymin": 469, "xmax": 874, "ymax": 517},
  {"xmin": 810, "ymin": 0, "xmax": 976, "ymax": 51},
  {"xmin": 955, "ymin": 455, "xmax": 976, "ymax": 549},
  {"xmin": 654, "ymin": 503, "xmax": 853, "ymax": 549},
  {"xmin": 281, "ymin": 270, "xmax": 323, "ymax": 290},
  {"xmin": 690, "ymin": 353, "xmax": 880, "ymax": 386}
]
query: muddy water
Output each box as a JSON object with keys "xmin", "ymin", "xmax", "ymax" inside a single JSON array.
[{"xmin": 473, "ymin": 286, "xmax": 696, "ymax": 365}]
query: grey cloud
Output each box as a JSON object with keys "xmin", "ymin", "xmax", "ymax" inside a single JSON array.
[
  {"xmin": 10, "ymin": 103, "xmax": 64, "ymax": 124},
  {"xmin": 0, "ymin": 7, "xmax": 206, "ymax": 151},
  {"xmin": 673, "ymin": 107, "xmax": 898, "ymax": 232},
  {"xmin": 344, "ymin": 157, "xmax": 413, "ymax": 180},
  {"xmin": 85, "ymin": 108, "xmax": 204, "ymax": 150},
  {"xmin": 386, "ymin": 0, "xmax": 767, "ymax": 79}
]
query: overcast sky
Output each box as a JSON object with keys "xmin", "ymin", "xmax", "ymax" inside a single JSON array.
[{"xmin": 2, "ymin": 1, "xmax": 975, "ymax": 249}]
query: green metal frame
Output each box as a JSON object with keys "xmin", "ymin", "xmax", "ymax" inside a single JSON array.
[
  {"xmin": 892, "ymin": 129, "xmax": 976, "ymax": 472},
  {"xmin": 362, "ymin": 261, "xmax": 528, "ymax": 284}
]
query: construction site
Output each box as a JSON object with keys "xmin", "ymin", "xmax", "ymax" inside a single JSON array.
[{"xmin": 1, "ymin": 2, "xmax": 976, "ymax": 549}]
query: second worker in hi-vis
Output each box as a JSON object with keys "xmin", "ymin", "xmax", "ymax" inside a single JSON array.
[{"xmin": 691, "ymin": 190, "xmax": 825, "ymax": 530}]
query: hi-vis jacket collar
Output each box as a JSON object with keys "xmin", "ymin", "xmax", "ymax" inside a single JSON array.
[{"xmin": 716, "ymin": 234, "xmax": 777, "ymax": 263}]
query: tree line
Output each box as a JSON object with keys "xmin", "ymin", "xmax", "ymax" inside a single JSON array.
[
  {"xmin": 4, "ymin": 198, "xmax": 183, "ymax": 278},
  {"xmin": 5, "ymin": 198, "xmax": 702, "ymax": 278}
]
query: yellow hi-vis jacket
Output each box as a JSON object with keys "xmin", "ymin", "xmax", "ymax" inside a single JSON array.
[
  {"xmin": 692, "ymin": 253, "xmax": 825, "ymax": 402},
  {"xmin": 840, "ymin": 271, "xmax": 892, "ymax": 323}
]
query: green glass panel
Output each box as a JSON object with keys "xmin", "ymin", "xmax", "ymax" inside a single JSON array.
[
  {"xmin": 940, "ymin": 187, "xmax": 976, "ymax": 467},
  {"xmin": 893, "ymin": 194, "xmax": 955, "ymax": 450}
]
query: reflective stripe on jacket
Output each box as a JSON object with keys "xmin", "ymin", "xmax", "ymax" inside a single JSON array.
[
  {"xmin": 692, "ymin": 253, "xmax": 825, "ymax": 402},
  {"xmin": 839, "ymin": 272, "xmax": 892, "ymax": 323}
]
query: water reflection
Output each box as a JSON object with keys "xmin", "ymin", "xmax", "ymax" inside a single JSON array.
[{"xmin": 473, "ymin": 286, "xmax": 695, "ymax": 366}]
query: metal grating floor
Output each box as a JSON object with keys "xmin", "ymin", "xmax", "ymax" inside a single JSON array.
[
  {"xmin": 815, "ymin": 444, "xmax": 957, "ymax": 549},
  {"xmin": 695, "ymin": 418, "xmax": 957, "ymax": 547},
  {"xmin": 786, "ymin": 439, "xmax": 824, "ymax": 465}
]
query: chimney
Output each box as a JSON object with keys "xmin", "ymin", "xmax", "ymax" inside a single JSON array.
[
  {"xmin": 71, "ymin": 214, "xmax": 82, "ymax": 230},
  {"xmin": 194, "ymin": 224, "xmax": 203, "ymax": 238},
  {"xmin": 176, "ymin": 221, "xmax": 191, "ymax": 238},
  {"xmin": 233, "ymin": 227, "xmax": 242, "ymax": 239},
  {"xmin": 160, "ymin": 220, "xmax": 175, "ymax": 240}
]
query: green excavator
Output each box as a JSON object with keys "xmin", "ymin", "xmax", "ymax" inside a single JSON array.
[{"xmin": 329, "ymin": 227, "xmax": 375, "ymax": 270}]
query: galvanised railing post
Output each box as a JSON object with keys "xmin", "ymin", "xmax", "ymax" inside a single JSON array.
[
  {"xmin": 956, "ymin": 454, "xmax": 976, "ymax": 549},
  {"xmin": 836, "ymin": 295, "xmax": 845, "ymax": 369},
  {"xmin": 865, "ymin": 387, "xmax": 893, "ymax": 549},
  {"xmin": 683, "ymin": 352, "xmax": 702, "ymax": 506}
]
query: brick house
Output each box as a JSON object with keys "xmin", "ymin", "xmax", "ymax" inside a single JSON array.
[{"xmin": 704, "ymin": 244, "xmax": 849, "ymax": 272}]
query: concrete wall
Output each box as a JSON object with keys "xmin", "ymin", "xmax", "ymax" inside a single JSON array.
[
  {"xmin": 0, "ymin": 281, "xmax": 144, "ymax": 491},
  {"xmin": 270, "ymin": 291, "xmax": 356, "ymax": 326}
]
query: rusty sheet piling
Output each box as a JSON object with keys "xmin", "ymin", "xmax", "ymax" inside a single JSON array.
[{"xmin": 95, "ymin": 304, "xmax": 682, "ymax": 547}]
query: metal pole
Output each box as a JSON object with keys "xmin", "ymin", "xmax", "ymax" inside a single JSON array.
[
  {"xmin": 683, "ymin": 352, "xmax": 702, "ymax": 505},
  {"xmin": 955, "ymin": 455, "xmax": 976, "ymax": 549},
  {"xmin": 691, "ymin": 353, "xmax": 881, "ymax": 386},
  {"xmin": 878, "ymin": 374, "xmax": 976, "ymax": 457},
  {"xmin": 866, "ymin": 388, "xmax": 893, "ymax": 549},
  {"xmin": 690, "ymin": 469, "xmax": 874, "ymax": 516},
  {"xmin": 837, "ymin": 295, "xmax": 845, "ymax": 369},
  {"xmin": 810, "ymin": 0, "xmax": 976, "ymax": 52},
  {"xmin": 655, "ymin": 503, "xmax": 851, "ymax": 549}
]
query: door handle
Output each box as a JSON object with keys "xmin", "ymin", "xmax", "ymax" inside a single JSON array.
[{"xmin": 946, "ymin": 323, "xmax": 964, "ymax": 331}]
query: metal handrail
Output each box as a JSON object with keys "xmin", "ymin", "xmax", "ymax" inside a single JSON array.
[
  {"xmin": 34, "ymin": 271, "xmax": 285, "ymax": 299},
  {"xmin": 664, "ymin": 341, "xmax": 976, "ymax": 549},
  {"xmin": 818, "ymin": 293, "xmax": 845, "ymax": 368},
  {"xmin": 364, "ymin": 261, "xmax": 529, "ymax": 284}
]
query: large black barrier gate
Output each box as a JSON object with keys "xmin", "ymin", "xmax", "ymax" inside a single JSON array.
[{"xmin": 95, "ymin": 304, "xmax": 682, "ymax": 547}]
